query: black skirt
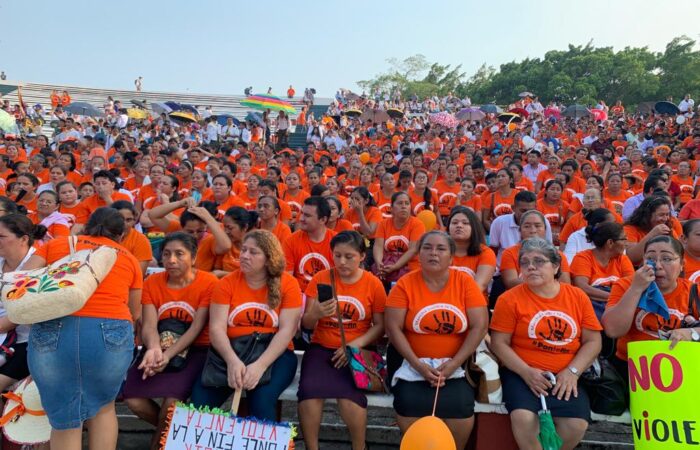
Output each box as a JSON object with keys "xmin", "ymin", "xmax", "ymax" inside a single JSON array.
[
  {"xmin": 393, "ymin": 378, "xmax": 475, "ymax": 419},
  {"xmin": 0, "ymin": 342, "xmax": 29, "ymax": 381}
]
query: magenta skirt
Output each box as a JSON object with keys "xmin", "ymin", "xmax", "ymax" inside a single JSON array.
[{"xmin": 122, "ymin": 346, "xmax": 208, "ymax": 400}]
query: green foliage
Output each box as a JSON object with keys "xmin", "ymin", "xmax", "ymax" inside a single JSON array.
[{"xmin": 359, "ymin": 36, "xmax": 700, "ymax": 106}]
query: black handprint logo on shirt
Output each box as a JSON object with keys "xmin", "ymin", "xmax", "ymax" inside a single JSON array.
[
  {"xmin": 539, "ymin": 318, "xmax": 568, "ymax": 342},
  {"xmin": 341, "ymin": 303, "xmax": 355, "ymax": 320},
  {"xmin": 246, "ymin": 310, "xmax": 267, "ymax": 327},
  {"xmin": 423, "ymin": 311, "xmax": 456, "ymax": 334}
]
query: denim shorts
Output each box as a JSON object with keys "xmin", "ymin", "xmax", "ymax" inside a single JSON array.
[{"xmin": 27, "ymin": 316, "xmax": 134, "ymax": 430}]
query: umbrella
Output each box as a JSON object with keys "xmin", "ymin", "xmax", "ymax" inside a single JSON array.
[
  {"xmin": 63, "ymin": 102, "xmax": 103, "ymax": 117},
  {"xmin": 245, "ymin": 112, "xmax": 264, "ymax": 126},
  {"xmin": 343, "ymin": 109, "xmax": 362, "ymax": 117},
  {"xmin": 361, "ymin": 109, "xmax": 390, "ymax": 123},
  {"xmin": 387, "ymin": 108, "xmax": 404, "ymax": 119},
  {"xmin": 164, "ymin": 101, "xmax": 183, "ymax": 111},
  {"xmin": 215, "ymin": 114, "xmax": 240, "ymax": 126},
  {"xmin": 636, "ymin": 102, "xmax": 655, "ymax": 115},
  {"xmin": 180, "ymin": 104, "xmax": 200, "ymax": 116},
  {"xmin": 479, "ymin": 104, "xmax": 503, "ymax": 114},
  {"xmin": 509, "ymin": 108, "xmax": 529, "ymax": 118},
  {"xmin": 498, "ymin": 112, "xmax": 521, "ymax": 123},
  {"xmin": 562, "ymin": 104, "xmax": 591, "ymax": 119},
  {"xmin": 654, "ymin": 101, "xmax": 680, "ymax": 115},
  {"xmin": 241, "ymin": 94, "xmax": 297, "ymax": 114},
  {"xmin": 544, "ymin": 107, "xmax": 561, "ymax": 119},
  {"xmin": 151, "ymin": 102, "xmax": 173, "ymax": 115},
  {"xmin": 429, "ymin": 112, "xmax": 459, "ymax": 128},
  {"xmin": 0, "ymin": 110, "xmax": 17, "ymax": 132},
  {"xmin": 538, "ymin": 372, "xmax": 563, "ymax": 450},
  {"xmin": 127, "ymin": 108, "xmax": 150, "ymax": 120},
  {"xmin": 456, "ymin": 108, "xmax": 485, "ymax": 121},
  {"xmin": 168, "ymin": 111, "xmax": 196, "ymax": 124},
  {"xmin": 519, "ymin": 91, "xmax": 535, "ymax": 98},
  {"xmin": 590, "ymin": 108, "xmax": 608, "ymax": 122},
  {"xmin": 130, "ymin": 99, "xmax": 147, "ymax": 109}
]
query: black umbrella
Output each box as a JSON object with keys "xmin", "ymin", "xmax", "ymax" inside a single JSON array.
[
  {"xmin": 131, "ymin": 99, "xmax": 147, "ymax": 109},
  {"xmin": 562, "ymin": 105, "xmax": 591, "ymax": 118},
  {"xmin": 63, "ymin": 102, "xmax": 104, "ymax": 117},
  {"xmin": 636, "ymin": 102, "xmax": 655, "ymax": 114},
  {"xmin": 361, "ymin": 109, "xmax": 390, "ymax": 123},
  {"xmin": 343, "ymin": 109, "xmax": 362, "ymax": 117},
  {"xmin": 654, "ymin": 101, "xmax": 680, "ymax": 115},
  {"xmin": 498, "ymin": 113, "xmax": 521, "ymax": 123},
  {"xmin": 387, "ymin": 108, "xmax": 404, "ymax": 119},
  {"xmin": 479, "ymin": 104, "xmax": 503, "ymax": 114}
]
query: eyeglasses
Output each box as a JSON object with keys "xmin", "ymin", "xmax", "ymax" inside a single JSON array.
[
  {"xmin": 519, "ymin": 257, "xmax": 551, "ymax": 269},
  {"xmin": 644, "ymin": 256, "xmax": 680, "ymax": 265}
]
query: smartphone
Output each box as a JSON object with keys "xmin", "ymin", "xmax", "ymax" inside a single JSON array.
[{"xmin": 317, "ymin": 284, "xmax": 333, "ymax": 303}]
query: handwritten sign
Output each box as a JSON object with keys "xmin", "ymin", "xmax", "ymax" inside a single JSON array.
[
  {"xmin": 628, "ymin": 341, "xmax": 700, "ymax": 449},
  {"xmin": 161, "ymin": 403, "xmax": 294, "ymax": 450}
]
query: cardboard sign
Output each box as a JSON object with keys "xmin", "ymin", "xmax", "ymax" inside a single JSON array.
[
  {"xmin": 161, "ymin": 403, "xmax": 294, "ymax": 450},
  {"xmin": 628, "ymin": 341, "xmax": 700, "ymax": 449}
]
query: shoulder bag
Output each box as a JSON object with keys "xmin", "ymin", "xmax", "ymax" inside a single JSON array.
[{"xmin": 201, "ymin": 331, "xmax": 275, "ymax": 388}]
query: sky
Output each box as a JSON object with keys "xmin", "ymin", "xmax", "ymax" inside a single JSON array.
[{"xmin": 2, "ymin": 0, "xmax": 700, "ymax": 98}]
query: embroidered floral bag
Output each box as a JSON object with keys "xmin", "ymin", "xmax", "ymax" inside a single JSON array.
[{"xmin": 0, "ymin": 237, "xmax": 117, "ymax": 324}]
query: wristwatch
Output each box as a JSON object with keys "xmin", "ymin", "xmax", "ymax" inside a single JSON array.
[
  {"xmin": 568, "ymin": 366, "xmax": 580, "ymax": 377},
  {"xmin": 691, "ymin": 329, "xmax": 700, "ymax": 342}
]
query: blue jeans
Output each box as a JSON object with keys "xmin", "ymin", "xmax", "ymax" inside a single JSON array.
[{"xmin": 190, "ymin": 350, "xmax": 297, "ymax": 421}]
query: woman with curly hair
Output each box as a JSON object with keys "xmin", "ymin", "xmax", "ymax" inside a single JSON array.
[{"xmin": 190, "ymin": 230, "xmax": 303, "ymax": 421}]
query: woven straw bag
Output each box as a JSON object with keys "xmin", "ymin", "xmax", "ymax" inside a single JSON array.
[{"xmin": 0, "ymin": 237, "xmax": 117, "ymax": 324}]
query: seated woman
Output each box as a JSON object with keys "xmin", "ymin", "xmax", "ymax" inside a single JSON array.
[
  {"xmin": 562, "ymin": 208, "xmax": 615, "ymax": 264},
  {"xmin": 571, "ymin": 222, "xmax": 633, "ymax": 320},
  {"xmin": 603, "ymin": 236, "xmax": 700, "ymax": 387},
  {"xmin": 501, "ymin": 210, "xmax": 571, "ymax": 289},
  {"xmin": 681, "ymin": 219, "xmax": 700, "ymax": 282},
  {"xmin": 491, "ymin": 237, "xmax": 602, "ymax": 450},
  {"xmin": 257, "ymin": 195, "xmax": 292, "ymax": 243},
  {"xmin": 123, "ymin": 233, "xmax": 218, "ymax": 450},
  {"xmin": 446, "ymin": 206, "xmax": 496, "ymax": 293},
  {"xmin": 27, "ymin": 190, "xmax": 71, "ymax": 241},
  {"xmin": 195, "ymin": 207, "xmax": 257, "ymax": 278},
  {"xmin": 624, "ymin": 195, "xmax": 681, "ymax": 265},
  {"xmin": 385, "ymin": 231, "xmax": 488, "ymax": 449},
  {"xmin": 190, "ymin": 230, "xmax": 302, "ymax": 421},
  {"xmin": 111, "ymin": 200, "xmax": 153, "ymax": 274},
  {"xmin": 373, "ymin": 192, "xmax": 426, "ymax": 288},
  {"xmin": 299, "ymin": 231, "xmax": 386, "ymax": 450}
]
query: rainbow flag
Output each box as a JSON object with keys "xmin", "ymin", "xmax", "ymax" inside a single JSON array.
[{"xmin": 241, "ymin": 94, "xmax": 297, "ymax": 114}]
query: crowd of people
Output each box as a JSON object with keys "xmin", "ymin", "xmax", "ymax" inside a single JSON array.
[{"xmin": 0, "ymin": 87, "xmax": 698, "ymax": 450}]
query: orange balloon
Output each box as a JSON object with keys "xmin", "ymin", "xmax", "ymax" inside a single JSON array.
[
  {"xmin": 400, "ymin": 416, "xmax": 456, "ymax": 450},
  {"xmin": 416, "ymin": 210, "xmax": 437, "ymax": 231},
  {"xmin": 508, "ymin": 122, "xmax": 517, "ymax": 131},
  {"xmin": 359, "ymin": 152, "xmax": 370, "ymax": 164}
]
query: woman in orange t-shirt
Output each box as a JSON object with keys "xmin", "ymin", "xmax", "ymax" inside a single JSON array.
[
  {"xmin": 195, "ymin": 206, "xmax": 257, "ymax": 277},
  {"xmin": 24, "ymin": 208, "xmax": 142, "ymax": 449},
  {"xmin": 28, "ymin": 190, "xmax": 71, "ymax": 242},
  {"xmin": 123, "ymin": 233, "xmax": 218, "ymax": 447},
  {"xmin": 299, "ymin": 231, "xmax": 386, "ymax": 450},
  {"xmin": 385, "ymin": 231, "xmax": 488, "ymax": 449},
  {"xmin": 603, "ymin": 236, "xmax": 700, "ymax": 389},
  {"xmin": 190, "ymin": 230, "xmax": 302, "ymax": 421},
  {"xmin": 571, "ymin": 222, "xmax": 634, "ymax": 321},
  {"xmin": 537, "ymin": 180, "xmax": 570, "ymax": 245},
  {"xmin": 603, "ymin": 172, "xmax": 632, "ymax": 216},
  {"xmin": 491, "ymin": 237, "xmax": 602, "ymax": 450},
  {"xmin": 671, "ymin": 161, "xmax": 694, "ymax": 207},
  {"xmin": 373, "ymin": 192, "xmax": 426, "ymax": 285},
  {"xmin": 446, "ymin": 178, "xmax": 482, "ymax": 214},
  {"xmin": 501, "ymin": 210, "xmax": 571, "ymax": 289},
  {"xmin": 257, "ymin": 195, "xmax": 292, "ymax": 244},
  {"xmin": 326, "ymin": 196, "xmax": 353, "ymax": 233},
  {"xmin": 623, "ymin": 196, "xmax": 676, "ymax": 265},
  {"xmin": 281, "ymin": 171, "xmax": 309, "ymax": 223},
  {"xmin": 56, "ymin": 181, "xmax": 89, "ymax": 226},
  {"xmin": 682, "ymin": 219, "xmax": 700, "ymax": 283},
  {"xmin": 446, "ymin": 206, "xmax": 496, "ymax": 292},
  {"xmin": 482, "ymin": 168, "xmax": 517, "ymax": 231},
  {"xmin": 111, "ymin": 201, "xmax": 153, "ymax": 274},
  {"xmin": 408, "ymin": 169, "xmax": 439, "ymax": 217},
  {"xmin": 434, "ymin": 164, "xmax": 461, "ymax": 219},
  {"xmin": 344, "ymin": 187, "xmax": 382, "ymax": 239},
  {"xmin": 374, "ymin": 172, "xmax": 396, "ymax": 219}
]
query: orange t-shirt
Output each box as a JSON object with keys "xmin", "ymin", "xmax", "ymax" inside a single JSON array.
[
  {"xmin": 451, "ymin": 244, "xmax": 497, "ymax": 279},
  {"xmin": 386, "ymin": 269, "xmax": 486, "ymax": 358},
  {"xmin": 26, "ymin": 213, "xmax": 71, "ymax": 239},
  {"xmin": 281, "ymin": 189, "xmax": 310, "ymax": 222},
  {"xmin": 374, "ymin": 190, "xmax": 394, "ymax": 218},
  {"xmin": 408, "ymin": 188, "xmax": 439, "ymax": 215},
  {"xmin": 671, "ymin": 174, "xmax": 694, "ymax": 204},
  {"xmin": 211, "ymin": 270, "xmax": 302, "ymax": 340},
  {"xmin": 34, "ymin": 236, "xmax": 143, "ymax": 321},
  {"xmin": 120, "ymin": 227, "xmax": 154, "ymax": 267},
  {"xmin": 194, "ymin": 234, "xmax": 237, "ymax": 272},
  {"xmin": 446, "ymin": 194, "xmax": 482, "ymax": 214},
  {"xmin": 142, "ymin": 270, "xmax": 218, "ymax": 346},
  {"xmin": 375, "ymin": 217, "xmax": 426, "ymax": 271},
  {"xmin": 536, "ymin": 199, "xmax": 570, "ymax": 230},
  {"xmin": 515, "ymin": 177, "xmax": 535, "ymax": 192},
  {"xmin": 624, "ymin": 224, "xmax": 679, "ymax": 244},
  {"xmin": 684, "ymin": 253, "xmax": 700, "ymax": 283},
  {"xmin": 490, "ymin": 283, "xmax": 602, "ymax": 373},
  {"xmin": 607, "ymin": 277, "xmax": 696, "ymax": 360},
  {"xmin": 482, "ymin": 190, "xmax": 517, "ymax": 218},
  {"xmin": 264, "ymin": 220, "xmax": 292, "ymax": 245},
  {"xmin": 500, "ymin": 243, "xmax": 571, "ymax": 277},
  {"xmin": 328, "ymin": 219, "xmax": 353, "ymax": 233},
  {"xmin": 305, "ymin": 269, "xmax": 386, "ymax": 348},
  {"xmin": 434, "ymin": 181, "xmax": 461, "ymax": 216},
  {"xmin": 283, "ymin": 229, "xmax": 336, "ymax": 291},
  {"xmin": 59, "ymin": 203, "xmax": 90, "ymax": 225},
  {"xmin": 604, "ymin": 190, "xmax": 633, "ymax": 216},
  {"xmin": 343, "ymin": 207, "xmax": 383, "ymax": 235},
  {"xmin": 570, "ymin": 249, "xmax": 634, "ymax": 288},
  {"xmin": 81, "ymin": 192, "xmax": 133, "ymax": 215}
]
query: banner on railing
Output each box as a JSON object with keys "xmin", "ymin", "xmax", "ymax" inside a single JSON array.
[
  {"xmin": 628, "ymin": 341, "xmax": 700, "ymax": 449},
  {"xmin": 160, "ymin": 403, "xmax": 295, "ymax": 450}
]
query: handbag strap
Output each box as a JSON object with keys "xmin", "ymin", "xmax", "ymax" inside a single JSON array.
[
  {"xmin": 69, "ymin": 235, "xmax": 77, "ymax": 259},
  {"xmin": 688, "ymin": 283, "xmax": 700, "ymax": 319},
  {"xmin": 330, "ymin": 269, "xmax": 347, "ymax": 352}
]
